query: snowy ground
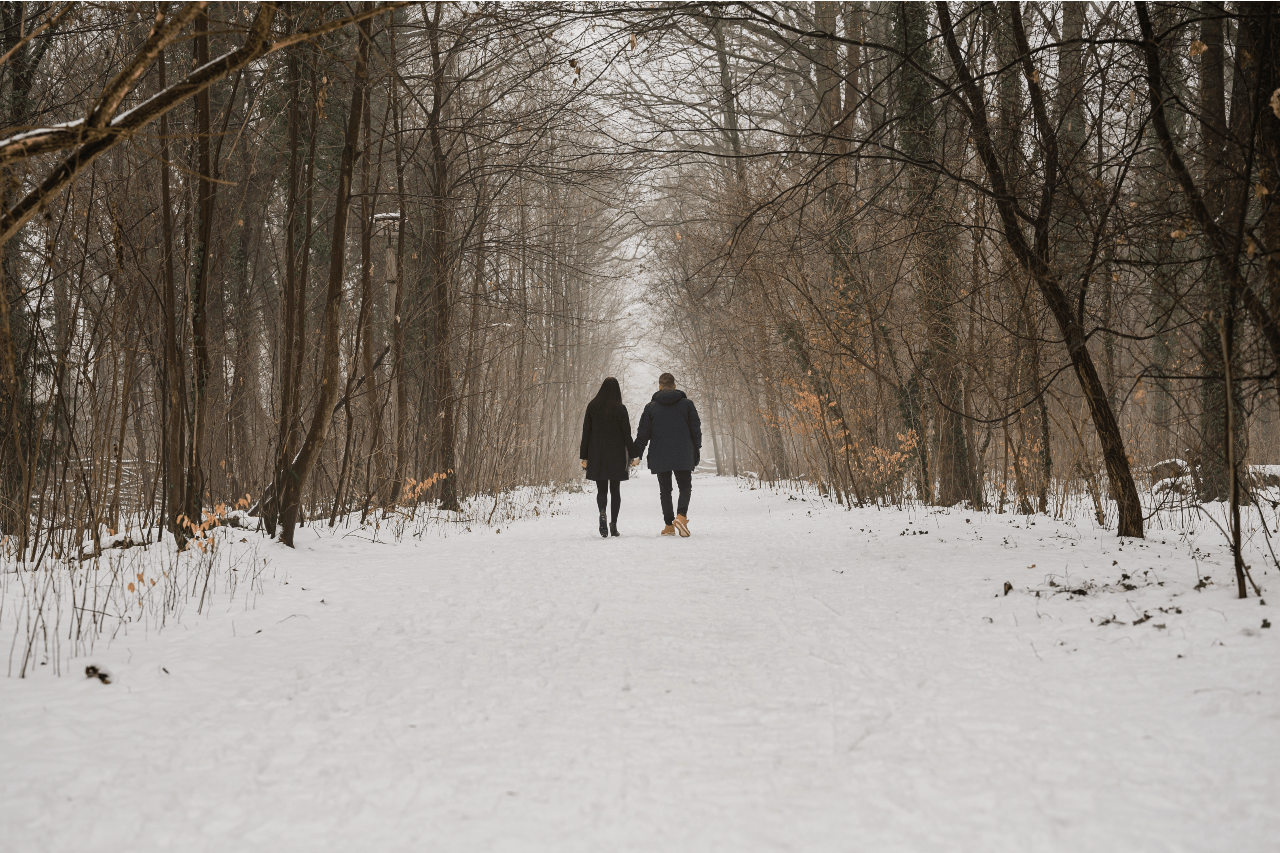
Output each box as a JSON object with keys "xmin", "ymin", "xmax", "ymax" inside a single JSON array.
[{"xmin": 3, "ymin": 475, "xmax": 1277, "ymax": 851}]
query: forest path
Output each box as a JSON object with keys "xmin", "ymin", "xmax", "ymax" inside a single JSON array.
[{"xmin": 3, "ymin": 476, "xmax": 1277, "ymax": 851}]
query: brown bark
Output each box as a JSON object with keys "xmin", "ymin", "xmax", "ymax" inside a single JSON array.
[
  {"xmin": 938, "ymin": 2, "xmax": 1143, "ymax": 537},
  {"xmin": 263, "ymin": 35, "xmax": 312, "ymax": 534},
  {"xmin": 899, "ymin": 2, "xmax": 974, "ymax": 507},
  {"xmin": 184, "ymin": 11, "xmax": 215, "ymax": 526},
  {"xmin": 158, "ymin": 46, "xmax": 188, "ymax": 546},
  {"xmin": 424, "ymin": 3, "xmax": 460, "ymax": 511},
  {"xmin": 330, "ymin": 93, "xmax": 378, "ymax": 526},
  {"xmin": 387, "ymin": 24, "xmax": 409, "ymax": 509},
  {"xmin": 278, "ymin": 6, "xmax": 372, "ymax": 546},
  {"xmin": 359, "ymin": 93, "xmax": 385, "ymax": 520}
]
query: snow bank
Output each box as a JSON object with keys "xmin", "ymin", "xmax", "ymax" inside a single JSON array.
[
  {"xmin": 1, "ymin": 478, "xmax": 1275, "ymax": 850},
  {"xmin": 2, "ymin": 524, "xmax": 269, "ymax": 678}
]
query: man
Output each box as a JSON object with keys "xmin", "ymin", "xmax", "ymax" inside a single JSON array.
[{"xmin": 632, "ymin": 372, "xmax": 701, "ymax": 537}]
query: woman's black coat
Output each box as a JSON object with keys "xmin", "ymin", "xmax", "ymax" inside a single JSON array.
[{"xmin": 580, "ymin": 402, "xmax": 636, "ymax": 481}]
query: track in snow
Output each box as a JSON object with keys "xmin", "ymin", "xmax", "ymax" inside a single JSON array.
[{"xmin": 3, "ymin": 475, "xmax": 1277, "ymax": 851}]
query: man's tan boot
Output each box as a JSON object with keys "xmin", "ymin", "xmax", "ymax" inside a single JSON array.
[
  {"xmin": 673, "ymin": 514, "xmax": 690, "ymax": 537},
  {"xmin": 660, "ymin": 524, "xmax": 676, "ymax": 536}
]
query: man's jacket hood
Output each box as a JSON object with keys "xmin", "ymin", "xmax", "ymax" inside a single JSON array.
[{"xmin": 651, "ymin": 389, "xmax": 687, "ymax": 406}]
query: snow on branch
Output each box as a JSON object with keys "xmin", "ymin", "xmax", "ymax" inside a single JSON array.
[{"xmin": 0, "ymin": 0, "xmax": 408, "ymax": 248}]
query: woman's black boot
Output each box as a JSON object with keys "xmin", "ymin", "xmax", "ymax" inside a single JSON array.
[
  {"xmin": 599, "ymin": 511, "xmax": 609, "ymax": 538},
  {"xmin": 609, "ymin": 521, "xmax": 620, "ymax": 537}
]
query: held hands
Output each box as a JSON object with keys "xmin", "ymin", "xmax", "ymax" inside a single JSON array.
[
  {"xmin": 630, "ymin": 457, "xmax": 640, "ymax": 468},
  {"xmin": 580, "ymin": 459, "xmax": 587, "ymax": 469}
]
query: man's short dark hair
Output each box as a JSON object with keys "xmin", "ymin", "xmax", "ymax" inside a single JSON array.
[{"xmin": 658, "ymin": 372, "xmax": 676, "ymax": 389}]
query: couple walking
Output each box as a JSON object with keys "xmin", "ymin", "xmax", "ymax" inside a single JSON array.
[{"xmin": 579, "ymin": 372, "xmax": 702, "ymax": 538}]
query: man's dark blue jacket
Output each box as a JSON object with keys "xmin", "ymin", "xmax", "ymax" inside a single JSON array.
[{"xmin": 634, "ymin": 389, "xmax": 701, "ymax": 473}]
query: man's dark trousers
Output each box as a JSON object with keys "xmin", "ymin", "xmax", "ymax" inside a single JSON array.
[{"xmin": 656, "ymin": 470, "xmax": 692, "ymax": 525}]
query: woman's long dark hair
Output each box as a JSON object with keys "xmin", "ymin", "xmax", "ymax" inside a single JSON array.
[{"xmin": 587, "ymin": 377, "xmax": 623, "ymax": 419}]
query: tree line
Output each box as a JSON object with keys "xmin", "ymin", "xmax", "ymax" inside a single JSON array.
[
  {"xmin": 2, "ymin": 2, "xmax": 1278, "ymax": 600},
  {"xmin": 617, "ymin": 1, "xmax": 1277, "ymax": 598},
  {"xmin": 0, "ymin": 2, "xmax": 631, "ymax": 559}
]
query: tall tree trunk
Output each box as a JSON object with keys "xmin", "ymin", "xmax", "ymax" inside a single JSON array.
[
  {"xmin": 387, "ymin": 26, "xmax": 409, "ymax": 509},
  {"xmin": 278, "ymin": 7, "xmax": 372, "ymax": 547},
  {"xmin": 1054, "ymin": 2, "xmax": 1092, "ymax": 503},
  {"xmin": 157, "ymin": 46, "xmax": 188, "ymax": 546},
  {"xmin": 1197, "ymin": 3, "xmax": 1237, "ymax": 501},
  {"xmin": 261, "ymin": 47, "xmax": 302, "ymax": 534},
  {"xmin": 184, "ymin": 12, "xmax": 215, "ymax": 527},
  {"xmin": 899, "ymin": 2, "xmax": 975, "ymax": 507},
  {"xmin": 0, "ymin": 1, "xmax": 55, "ymax": 546},
  {"xmin": 360, "ymin": 95, "xmax": 386, "ymax": 520},
  {"xmin": 1258, "ymin": 6, "xmax": 1280, "ymax": 343},
  {"xmin": 330, "ymin": 90, "xmax": 378, "ymax": 525},
  {"xmin": 264, "ymin": 38, "xmax": 319, "ymax": 534},
  {"xmin": 425, "ymin": 3, "xmax": 460, "ymax": 511},
  {"xmin": 987, "ymin": 2, "xmax": 1046, "ymax": 511}
]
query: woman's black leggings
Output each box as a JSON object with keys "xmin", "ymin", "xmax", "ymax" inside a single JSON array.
[{"xmin": 594, "ymin": 479, "xmax": 622, "ymax": 522}]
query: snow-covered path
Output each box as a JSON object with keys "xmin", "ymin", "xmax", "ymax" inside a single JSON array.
[{"xmin": 3, "ymin": 476, "xmax": 1277, "ymax": 851}]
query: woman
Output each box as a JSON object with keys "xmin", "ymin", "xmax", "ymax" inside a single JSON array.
[{"xmin": 579, "ymin": 377, "xmax": 637, "ymax": 538}]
